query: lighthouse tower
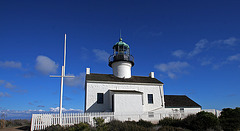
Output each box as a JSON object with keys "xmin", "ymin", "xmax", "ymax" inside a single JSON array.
[{"xmin": 108, "ymin": 38, "xmax": 134, "ymax": 78}]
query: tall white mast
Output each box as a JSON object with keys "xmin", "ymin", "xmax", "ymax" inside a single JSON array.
[
  {"xmin": 50, "ymin": 34, "xmax": 74, "ymax": 125},
  {"xmin": 64, "ymin": 34, "xmax": 66, "ymax": 67}
]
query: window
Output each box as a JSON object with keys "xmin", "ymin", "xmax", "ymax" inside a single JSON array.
[
  {"xmin": 148, "ymin": 112, "xmax": 154, "ymax": 117},
  {"xmin": 148, "ymin": 94, "xmax": 153, "ymax": 104},
  {"xmin": 97, "ymin": 93, "xmax": 103, "ymax": 104},
  {"xmin": 180, "ymin": 108, "xmax": 184, "ymax": 113}
]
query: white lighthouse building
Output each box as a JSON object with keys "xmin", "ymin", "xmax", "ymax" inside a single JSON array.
[{"xmin": 84, "ymin": 38, "xmax": 201, "ymax": 121}]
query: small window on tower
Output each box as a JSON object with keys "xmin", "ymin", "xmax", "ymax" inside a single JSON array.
[
  {"xmin": 97, "ymin": 93, "xmax": 104, "ymax": 104},
  {"xmin": 148, "ymin": 94, "xmax": 153, "ymax": 104}
]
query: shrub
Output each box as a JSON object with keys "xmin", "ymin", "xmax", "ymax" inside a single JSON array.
[
  {"xmin": 158, "ymin": 126, "xmax": 189, "ymax": 131},
  {"xmin": 125, "ymin": 120, "xmax": 137, "ymax": 125},
  {"xmin": 0, "ymin": 119, "xmax": 30, "ymax": 128},
  {"xmin": 182, "ymin": 111, "xmax": 220, "ymax": 131},
  {"xmin": 93, "ymin": 117, "xmax": 107, "ymax": 131},
  {"xmin": 137, "ymin": 119, "xmax": 154, "ymax": 128},
  {"xmin": 181, "ymin": 114, "xmax": 197, "ymax": 129},
  {"xmin": 44, "ymin": 124, "xmax": 64, "ymax": 131},
  {"xmin": 0, "ymin": 119, "xmax": 6, "ymax": 128},
  {"xmin": 68, "ymin": 123, "xmax": 90, "ymax": 131},
  {"xmin": 158, "ymin": 117, "xmax": 182, "ymax": 127},
  {"xmin": 93, "ymin": 117, "xmax": 104, "ymax": 127},
  {"xmin": 219, "ymin": 107, "xmax": 240, "ymax": 131},
  {"xmin": 106, "ymin": 120, "xmax": 149, "ymax": 131}
]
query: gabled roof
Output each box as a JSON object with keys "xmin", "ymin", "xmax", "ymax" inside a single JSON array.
[
  {"xmin": 164, "ymin": 95, "xmax": 201, "ymax": 108},
  {"xmin": 86, "ymin": 73, "xmax": 163, "ymax": 84}
]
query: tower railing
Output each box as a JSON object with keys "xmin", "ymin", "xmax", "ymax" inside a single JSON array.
[{"xmin": 108, "ymin": 54, "xmax": 134, "ymax": 67}]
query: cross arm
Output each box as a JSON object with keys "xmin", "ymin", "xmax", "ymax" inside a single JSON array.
[{"xmin": 50, "ymin": 75, "xmax": 75, "ymax": 78}]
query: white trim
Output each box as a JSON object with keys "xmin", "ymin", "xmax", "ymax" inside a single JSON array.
[{"xmin": 86, "ymin": 80, "xmax": 163, "ymax": 86}]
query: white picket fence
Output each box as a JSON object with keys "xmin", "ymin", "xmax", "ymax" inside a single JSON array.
[
  {"xmin": 30, "ymin": 112, "xmax": 194, "ymax": 131},
  {"xmin": 30, "ymin": 112, "xmax": 114, "ymax": 131}
]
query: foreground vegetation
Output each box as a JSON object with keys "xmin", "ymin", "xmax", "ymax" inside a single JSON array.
[
  {"xmin": 0, "ymin": 119, "xmax": 30, "ymax": 129},
  {"xmin": 42, "ymin": 107, "xmax": 240, "ymax": 131},
  {"xmin": 0, "ymin": 107, "xmax": 239, "ymax": 131}
]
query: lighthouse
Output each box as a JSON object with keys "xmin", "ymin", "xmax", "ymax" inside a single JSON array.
[
  {"xmin": 84, "ymin": 37, "xmax": 201, "ymax": 121},
  {"xmin": 108, "ymin": 38, "xmax": 134, "ymax": 78}
]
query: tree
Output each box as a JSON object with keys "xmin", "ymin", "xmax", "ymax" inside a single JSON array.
[{"xmin": 219, "ymin": 107, "xmax": 240, "ymax": 131}]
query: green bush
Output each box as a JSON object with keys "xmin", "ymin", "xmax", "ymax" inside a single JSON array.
[
  {"xmin": 44, "ymin": 124, "xmax": 65, "ymax": 131},
  {"xmin": 137, "ymin": 119, "xmax": 154, "ymax": 128},
  {"xmin": 182, "ymin": 111, "xmax": 220, "ymax": 131},
  {"xmin": 219, "ymin": 107, "xmax": 240, "ymax": 131},
  {"xmin": 158, "ymin": 117, "xmax": 182, "ymax": 127},
  {"xmin": 124, "ymin": 120, "xmax": 137, "ymax": 125},
  {"xmin": 181, "ymin": 114, "xmax": 196, "ymax": 129},
  {"xmin": 158, "ymin": 126, "xmax": 189, "ymax": 131},
  {"xmin": 68, "ymin": 123, "xmax": 90, "ymax": 131},
  {"xmin": 106, "ymin": 120, "xmax": 149, "ymax": 131},
  {"xmin": 93, "ymin": 117, "xmax": 108, "ymax": 131}
]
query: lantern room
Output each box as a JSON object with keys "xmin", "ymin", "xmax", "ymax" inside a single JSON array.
[{"xmin": 108, "ymin": 38, "xmax": 134, "ymax": 67}]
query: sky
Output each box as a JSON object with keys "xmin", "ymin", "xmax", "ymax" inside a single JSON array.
[{"xmin": 0, "ymin": 0, "xmax": 240, "ymax": 119}]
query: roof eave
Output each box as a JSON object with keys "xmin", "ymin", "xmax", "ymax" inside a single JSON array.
[{"xmin": 86, "ymin": 79, "xmax": 164, "ymax": 86}]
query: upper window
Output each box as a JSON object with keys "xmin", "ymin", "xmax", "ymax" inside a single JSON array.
[
  {"xmin": 148, "ymin": 94, "xmax": 153, "ymax": 104},
  {"xmin": 97, "ymin": 93, "xmax": 103, "ymax": 104}
]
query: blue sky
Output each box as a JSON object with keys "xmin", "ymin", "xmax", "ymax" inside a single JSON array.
[{"xmin": 1, "ymin": 0, "xmax": 240, "ymax": 119}]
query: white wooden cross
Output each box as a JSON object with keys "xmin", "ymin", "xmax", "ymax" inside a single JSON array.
[{"xmin": 50, "ymin": 34, "xmax": 74, "ymax": 125}]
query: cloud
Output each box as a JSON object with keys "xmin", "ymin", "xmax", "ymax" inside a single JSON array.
[
  {"xmin": 211, "ymin": 53, "xmax": 240, "ymax": 69},
  {"xmin": 37, "ymin": 105, "xmax": 45, "ymax": 108},
  {"xmin": 0, "ymin": 92, "xmax": 10, "ymax": 97},
  {"xmin": 201, "ymin": 60, "xmax": 212, "ymax": 66},
  {"xmin": 149, "ymin": 31, "xmax": 162, "ymax": 37},
  {"xmin": 223, "ymin": 37, "xmax": 239, "ymax": 46},
  {"xmin": 92, "ymin": 49, "xmax": 110, "ymax": 62},
  {"xmin": 23, "ymin": 72, "xmax": 35, "ymax": 78},
  {"xmin": 49, "ymin": 107, "xmax": 83, "ymax": 112},
  {"xmin": 227, "ymin": 53, "xmax": 240, "ymax": 61},
  {"xmin": 0, "ymin": 61, "xmax": 22, "ymax": 69},
  {"xmin": 0, "ymin": 80, "xmax": 16, "ymax": 89},
  {"xmin": 64, "ymin": 96, "xmax": 72, "ymax": 101},
  {"xmin": 49, "ymin": 107, "xmax": 60, "ymax": 112},
  {"xmin": 213, "ymin": 37, "xmax": 239, "ymax": 46},
  {"xmin": 200, "ymin": 57, "xmax": 213, "ymax": 66},
  {"xmin": 188, "ymin": 39, "xmax": 208, "ymax": 57},
  {"xmin": 0, "ymin": 80, "xmax": 5, "ymax": 85},
  {"xmin": 35, "ymin": 55, "xmax": 58, "ymax": 75},
  {"xmin": 64, "ymin": 73, "xmax": 85, "ymax": 87},
  {"xmin": 0, "ymin": 80, "xmax": 27, "ymax": 94},
  {"xmin": 1, "ymin": 108, "xmax": 83, "ymax": 119},
  {"xmin": 172, "ymin": 50, "xmax": 186, "ymax": 58},
  {"xmin": 80, "ymin": 47, "xmax": 90, "ymax": 60},
  {"xmin": 28, "ymin": 102, "xmax": 34, "ymax": 105},
  {"xmin": 226, "ymin": 93, "xmax": 237, "ymax": 97},
  {"xmin": 12, "ymin": 89, "xmax": 28, "ymax": 94},
  {"xmin": 173, "ymin": 37, "xmax": 239, "ymax": 59},
  {"xmin": 5, "ymin": 82, "xmax": 16, "ymax": 89},
  {"xmin": 155, "ymin": 61, "xmax": 190, "ymax": 79}
]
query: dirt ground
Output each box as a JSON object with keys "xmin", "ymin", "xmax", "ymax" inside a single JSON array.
[{"xmin": 0, "ymin": 126, "xmax": 30, "ymax": 131}]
